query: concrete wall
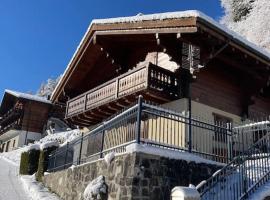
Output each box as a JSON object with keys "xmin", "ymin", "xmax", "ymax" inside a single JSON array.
[
  {"xmin": 43, "ymin": 152, "xmax": 221, "ymax": 200},
  {"xmin": 17, "ymin": 131, "xmax": 42, "ymax": 146}
]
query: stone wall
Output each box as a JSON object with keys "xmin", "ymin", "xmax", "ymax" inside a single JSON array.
[{"xmin": 43, "ymin": 152, "xmax": 221, "ymax": 200}]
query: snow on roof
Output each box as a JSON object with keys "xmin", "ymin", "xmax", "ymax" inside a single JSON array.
[
  {"xmin": 91, "ymin": 10, "xmax": 270, "ymax": 59},
  {"xmin": 51, "ymin": 10, "xmax": 270, "ymax": 101},
  {"xmin": 5, "ymin": 89, "xmax": 51, "ymax": 104}
]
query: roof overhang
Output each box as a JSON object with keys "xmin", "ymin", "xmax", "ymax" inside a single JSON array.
[{"xmin": 51, "ymin": 10, "xmax": 270, "ymax": 103}]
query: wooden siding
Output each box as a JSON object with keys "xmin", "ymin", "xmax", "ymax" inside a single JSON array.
[
  {"xmin": 191, "ymin": 65, "xmax": 243, "ymax": 116},
  {"xmin": 21, "ymin": 101, "xmax": 51, "ymax": 133}
]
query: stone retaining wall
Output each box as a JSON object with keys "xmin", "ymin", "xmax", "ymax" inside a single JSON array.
[{"xmin": 43, "ymin": 152, "xmax": 221, "ymax": 200}]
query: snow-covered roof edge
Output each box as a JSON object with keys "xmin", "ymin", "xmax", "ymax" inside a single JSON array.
[
  {"xmin": 5, "ymin": 89, "xmax": 51, "ymax": 104},
  {"xmin": 51, "ymin": 10, "xmax": 270, "ymax": 101}
]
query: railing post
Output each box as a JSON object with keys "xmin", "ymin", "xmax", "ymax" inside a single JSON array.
[
  {"xmin": 78, "ymin": 133, "xmax": 84, "ymax": 165},
  {"xmin": 227, "ymin": 123, "xmax": 232, "ymax": 162},
  {"xmin": 84, "ymin": 94, "xmax": 87, "ymax": 111},
  {"xmin": 188, "ymin": 98, "xmax": 192, "ymax": 153},
  {"xmin": 53, "ymin": 152, "xmax": 56, "ymax": 172},
  {"xmin": 115, "ymin": 78, "xmax": 119, "ymax": 99},
  {"xmin": 64, "ymin": 142, "xmax": 69, "ymax": 169},
  {"xmin": 136, "ymin": 95, "xmax": 143, "ymax": 144},
  {"xmin": 100, "ymin": 130, "xmax": 105, "ymax": 158}
]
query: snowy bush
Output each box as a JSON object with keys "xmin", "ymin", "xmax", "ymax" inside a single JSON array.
[
  {"xmin": 38, "ymin": 129, "xmax": 81, "ymax": 146},
  {"xmin": 83, "ymin": 175, "xmax": 107, "ymax": 200},
  {"xmin": 36, "ymin": 75, "xmax": 62, "ymax": 99},
  {"xmin": 104, "ymin": 152, "xmax": 115, "ymax": 166},
  {"xmin": 220, "ymin": 0, "xmax": 270, "ymax": 51}
]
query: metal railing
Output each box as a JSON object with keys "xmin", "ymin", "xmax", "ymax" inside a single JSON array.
[
  {"xmin": 197, "ymin": 121, "xmax": 270, "ymax": 200},
  {"xmin": 47, "ymin": 96, "xmax": 245, "ymax": 172}
]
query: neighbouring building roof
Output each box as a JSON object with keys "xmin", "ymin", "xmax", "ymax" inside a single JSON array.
[
  {"xmin": 4, "ymin": 90, "xmax": 51, "ymax": 104},
  {"xmin": 51, "ymin": 10, "xmax": 270, "ymax": 102}
]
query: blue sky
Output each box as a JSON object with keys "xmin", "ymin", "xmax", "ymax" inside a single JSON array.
[{"xmin": 0, "ymin": 0, "xmax": 223, "ymax": 98}]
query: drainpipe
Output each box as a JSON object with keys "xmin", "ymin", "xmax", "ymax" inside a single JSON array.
[
  {"xmin": 188, "ymin": 73, "xmax": 192, "ymax": 153},
  {"xmin": 24, "ymin": 101, "xmax": 32, "ymax": 145}
]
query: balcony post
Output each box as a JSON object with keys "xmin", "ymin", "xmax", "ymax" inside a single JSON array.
[
  {"xmin": 65, "ymin": 100, "xmax": 70, "ymax": 118},
  {"xmin": 84, "ymin": 94, "xmax": 87, "ymax": 111},
  {"xmin": 136, "ymin": 95, "xmax": 143, "ymax": 144},
  {"xmin": 115, "ymin": 78, "xmax": 119, "ymax": 99}
]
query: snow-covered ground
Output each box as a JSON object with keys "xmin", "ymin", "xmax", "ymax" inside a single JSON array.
[
  {"xmin": 0, "ymin": 157, "xmax": 30, "ymax": 200},
  {"xmin": 21, "ymin": 174, "xmax": 60, "ymax": 200},
  {"xmin": 0, "ymin": 129, "xmax": 81, "ymax": 200},
  {"xmin": 1, "ymin": 146, "xmax": 29, "ymax": 166},
  {"xmin": 0, "ymin": 156, "xmax": 60, "ymax": 200},
  {"xmin": 249, "ymin": 181, "xmax": 270, "ymax": 200}
]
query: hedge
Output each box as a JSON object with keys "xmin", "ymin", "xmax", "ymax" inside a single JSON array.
[
  {"xmin": 19, "ymin": 152, "xmax": 29, "ymax": 175},
  {"xmin": 19, "ymin": 149, "xmax": 40, "ymax": 175},
  {"xmin": 36, "ymin": 146, "xmax": 58, "ymax": 181}
]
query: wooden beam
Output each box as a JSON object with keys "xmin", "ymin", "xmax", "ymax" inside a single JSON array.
[{"xmin": 93, "ymin": 27, "xmax": 197, "ymax": 36}]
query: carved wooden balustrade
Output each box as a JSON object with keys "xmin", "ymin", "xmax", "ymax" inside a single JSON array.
[{"xmin": 66, "ymin": 62, "xmax": 180, "ymax": 123}]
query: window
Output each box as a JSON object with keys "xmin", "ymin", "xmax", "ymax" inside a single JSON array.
[
  {"xmin": 213, "ymin": 114, "xmax": 232, "ymax": 142},
  {"xmin": 6, "ymin": 141, "xmax": 10, "ymax": 152},
  {"xmin": 1, "ymin": 143, "xmax": 5, "ymax": 152},
  {"xmin": 12, "ymin": 140, "xmax": 16, "ymax": 148}
]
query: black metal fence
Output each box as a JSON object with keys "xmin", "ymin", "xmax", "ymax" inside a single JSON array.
[{"xmin": 47, "ymin": 96, "xmax": 269, "ymax": 172}]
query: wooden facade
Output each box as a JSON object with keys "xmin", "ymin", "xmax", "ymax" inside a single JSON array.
[
  {"xmin": 0, "ymin": 91, "xmax": 51, "ymax": 151},
  {"xmin": 51, "ymin": 12, "xmax": 270, "ymax": 126}
]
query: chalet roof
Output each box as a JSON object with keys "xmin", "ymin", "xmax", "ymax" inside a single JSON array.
[
  {"xmin": 51, "ymin": 10, "xmax": 270, "ymax": 102},
  {"xmin": 0, "ymin": 90, "xmax": 51, "ymax": 115}
]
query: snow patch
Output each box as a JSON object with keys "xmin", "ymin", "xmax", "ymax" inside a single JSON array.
[
  {"xmin": 196, "ymin": 180, "xmax": 207, "ymax": 190},
  {"xmin": 212, "ymin": 169, "xmax": 222, "ymax": 177},
  {"xmin": 104, "ymin": 152, "xmax": 115, "ymax": 166},
  {"xmin": 52, "ymin": 10, "xmax": 270, "ymax": 101},
  {"xmin": 40, "ymin": 141, "xmax": 59, "ymax": 150},
  {"xmin": 5, "ymin": 89, "xmax": 51, "ymax": 104},
  {"xmin": 28, "ymin": 144, "xmax": 41, "ymax": 151},
  {"xmin": 39, "ymin": 129, "xmax": 81, "ymax": 146},
  {"xmin": 21, "ymin": 174, "xmax": 60, "ymax": 200},
  {"xmin": 83, "ymin": 175, "xmax": 107, "ymax": 200},
  {"xmin": 126, "ymin": 143, "xmax": 224, "ymax": 166},
  {"xmin": 0, "ymin": 146, "xmax": 29, "ymax": 166},
  {"xmin": 0, "ymin": 129, "xmax": 80, "ymax": 166}
]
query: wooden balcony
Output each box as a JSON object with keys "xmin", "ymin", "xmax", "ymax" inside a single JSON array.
[
  {"xmin": 66, "ymin": 62, "xmax": 180, "ymax": 125},
  {"xmin": 0, "ymin": 108, "xmax": 22, "ymax": 130}
]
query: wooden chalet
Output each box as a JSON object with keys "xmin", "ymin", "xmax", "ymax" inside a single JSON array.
[
  {"xmin": 0, "ymin": 90, "xmax": 51, "ymax": 152},
  {"xmin": 51, "ymin": 11, "xmax": 270, "ymax": 128}
]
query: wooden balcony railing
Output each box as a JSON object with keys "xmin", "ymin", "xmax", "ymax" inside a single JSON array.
[
  {"xmin": 0, "ymin": 121, "xmax": 22, "ymax": 135},
  {"xmin": 66, "ymin": 62, "xmax": 180, "ymax": 118},
  {"xmin": 0, "ymin": 108, "xmax": 22, "ymax": 127}
]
